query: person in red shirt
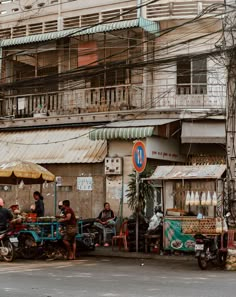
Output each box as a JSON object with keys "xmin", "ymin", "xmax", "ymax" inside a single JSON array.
[{"xmin": 59, "ymin": 200, "xmax": 77, "ymax": 260}]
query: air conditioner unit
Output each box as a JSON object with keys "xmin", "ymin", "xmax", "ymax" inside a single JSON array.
[{"xmin": 105, "ymin": 157, "xmax": 122, "ymax": 175}]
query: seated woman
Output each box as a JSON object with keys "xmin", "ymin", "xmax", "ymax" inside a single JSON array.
[{"xmin": 94, "ymin": 202, "xmax": 115, "ymax": 247}]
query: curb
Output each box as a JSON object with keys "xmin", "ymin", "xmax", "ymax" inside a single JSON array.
[{"xmin": 81, "ymin": 250, "xmax": 195, "ymax": 262}]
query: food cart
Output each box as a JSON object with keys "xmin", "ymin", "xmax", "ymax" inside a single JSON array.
[{"xmin": 144, "ymin": 165, "xmax": 227, "ymax": 252}]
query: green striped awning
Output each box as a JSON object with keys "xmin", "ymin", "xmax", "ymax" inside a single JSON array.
[
  {"xmin": 0, "ymin": 18, "xmax": 159, "ymax": 48},
  {"xmin": 89, "ymin": 127, "xmax": 154, "ymax": 140}
]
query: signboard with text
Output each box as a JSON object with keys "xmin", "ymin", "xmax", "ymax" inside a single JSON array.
[
  {"xmin": 77, "ymin": 177, "xmax": 93, "ymax": 191},
  {"xmin": 146, "ymin": 137, "xmax": 185, "ymax": 162}
]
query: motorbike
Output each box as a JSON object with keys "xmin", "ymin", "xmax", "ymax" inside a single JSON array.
[
  {"xmin": 194, "ymin": 233, "xmax": 227, "ymax": 270},
  {"xmin": 0, "ymin": 229, "xmax": 18, "ymax": 262},
  {"xmin": 194, "ymin": 213, "xmax": 231, "ymax": 270}
]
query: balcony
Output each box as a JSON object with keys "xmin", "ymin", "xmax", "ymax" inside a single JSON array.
[
  {"xmin": 1, "ymin": 82, "xmax": 226, "ymax": 119},
  {"xmin": 153, "ymin": 84, "xmax": 225, "ymax": 109},
  {"xmin": 2, "ymin": 84, "xmax": 144, "ymax": 118},
  {"xmin": 176, "ymin": 84, "xmax": 207, "ymax": 95}
]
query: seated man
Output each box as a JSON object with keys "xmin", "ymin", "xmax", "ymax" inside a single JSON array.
[
  {"xmin": 94, "ymin": 202, "xmax": 115, "ymax": 247},
  {"xmin": 9, "ymin": 204, "xmax": 24, "ymax": 224}
]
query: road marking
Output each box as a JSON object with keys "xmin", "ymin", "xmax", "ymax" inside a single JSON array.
[
  {"xmin": 0, "ymin": 259, "xmax": 95, "ymax": 275},
  {"xmin": 55, "ymin": 265, "xmax": 73, "ymax": 269},
  {"xmin": 0, "ymin": 268, "xmax": 41, "ymax": 274},
  {"xmin": 65, "ymin": 272, "xmax": 92, "ymax": 278},
  {"xmin": 100, "ymin": 293, "xmax": 120, "ymax": 297}
]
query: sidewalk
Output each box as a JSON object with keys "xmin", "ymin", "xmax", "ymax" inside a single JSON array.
[{"xmin": 81, "ymin": 246, "xmax": 195, "ymax": 262}]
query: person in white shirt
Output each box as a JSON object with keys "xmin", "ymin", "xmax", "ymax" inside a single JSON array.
[{"xmin": 148, "ymin": 206, "xmax": 163, "ymax": 232}]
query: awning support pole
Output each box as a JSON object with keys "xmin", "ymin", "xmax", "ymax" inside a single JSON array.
[
  {"xmin": 120, "ymin": 158, "xmax": 124, "ymax": 222},
  {"xmin": 54, "ymin": 182, "xmax": 57, "ymax": 216}
]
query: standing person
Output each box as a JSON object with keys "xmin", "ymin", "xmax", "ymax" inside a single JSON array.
[
  {"xmin": 57, "ymin": 201, "xmax": 65, "ymax": 217},
  {"xmin": 94, "ymin": 202, "xmax": 115, "ymax": 247},
  {"xmin": 33, "ymin": 191, "xmax": 44, "ymax": 217},
  {"xmin": 0, "ymin": 198, "xmax": 13, "ymax": 231},
  {"xmin": 59, "ymin": 200, "xmax": 77, "ymax": 260}
]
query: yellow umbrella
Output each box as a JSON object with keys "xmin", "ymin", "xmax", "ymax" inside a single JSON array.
[{"xmin": 0, "ymin": 160, "xmax": 55, "ymax": 184}]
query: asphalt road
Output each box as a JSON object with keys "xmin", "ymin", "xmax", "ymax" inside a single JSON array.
[{"xmin": 0, "ymin": 257, "xmax": 235, "ymax": 297}]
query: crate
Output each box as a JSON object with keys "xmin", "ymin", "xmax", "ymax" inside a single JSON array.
[{"xmin": 182, "ymin": 218, "xmax": 223, "ymax": 234}]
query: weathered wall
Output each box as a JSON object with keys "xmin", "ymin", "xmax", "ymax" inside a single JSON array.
[
  {"xmin": 0, "ymin": 163, "xmax": 105, "ymax": 218},
  {"xmin": 106, "ymin": 156, "xmax": 134, "ymax": 218},
  {"xmin": 107, "ymin": 140, "xmax": 135, "ymax": 217},
  {"xmin": 152, "ymin": 19, "xmax": 226, "ymax": 109}
]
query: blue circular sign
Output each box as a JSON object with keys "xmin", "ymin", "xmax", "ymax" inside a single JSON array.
[{"xmin": 132, "ymin": 141, "xmax": 147, "ymax": 173}]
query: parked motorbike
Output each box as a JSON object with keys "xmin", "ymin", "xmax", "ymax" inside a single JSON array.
[
  {"xmin": 194, "ymin": 233, "xmax": 227, "ymax": 270},
  {"xmin": 194, "ymin": 213, "xmax": 231, "ymax": 270},
  {"xmin": 0, "ymin": 229, "xmax": 18, "ymax": 262},
  {"xmin": 77, "ymin": 218, "xmax": 97, "ymax": 249}
]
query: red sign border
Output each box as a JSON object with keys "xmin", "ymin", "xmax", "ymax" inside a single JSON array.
[{"xmin": 132, "ymin": 141, "xmax": 147, "ymax": 173}]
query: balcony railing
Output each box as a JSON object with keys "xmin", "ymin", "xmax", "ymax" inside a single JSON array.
[
  {"xmin": 1, "ymin": 83, "xmax": 225, "ymax": 118},
  {"xmin": 2, "ymin": 84, "xmax": 143, "ymax": 118},
  {"xmin": 177, "ymin": 84, "xmax": 207, "ymax": 95}
]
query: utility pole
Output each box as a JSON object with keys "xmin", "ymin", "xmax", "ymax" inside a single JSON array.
[{"xmin": 224, "ymin": 1, "xmax": 236, "ymax": 216}]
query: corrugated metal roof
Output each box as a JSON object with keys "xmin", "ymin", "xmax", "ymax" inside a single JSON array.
[
  {"xmin": 146, "ymin": 165, "xmax": 226, "ymax": 180},
  {"xmin": 181, "ymin": 121, "xmax": 226, "ymax": 144},
  {"xmin": 0, "ymin": 128, "xmax": 107, "ymax": 164},
  {"xmin": 105, "ymin": 119, "xmax": 178, "ymax": 128},
  {"xmin": 0, "ymin": 18, "xmax": 159, "ymax": 48},
  {"xmin": 89, "ymin": 126, "xmax": 154, "ymax": 140}
]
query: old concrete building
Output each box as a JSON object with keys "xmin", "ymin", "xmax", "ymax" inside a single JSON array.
[{"xmin": 0, "ymin": 0, "xmax": 227, "ymax": 217}]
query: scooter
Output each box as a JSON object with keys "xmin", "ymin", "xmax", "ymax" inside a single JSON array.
[
  {"xmin": 194, "ymin": 234, "xmax": 227, "ymax": 270},
  {"xmin": 194, "ymin": 213, "xmax": 231, "ymax": 270},
  {"xmin": 0, "ymin": 229, "xmax": 18, "ymax": 262}
]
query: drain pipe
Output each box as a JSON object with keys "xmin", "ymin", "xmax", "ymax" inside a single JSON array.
[
  {"xmin": 137, "ymin": 0, "xmax": 142, "ymax": 18},
  {"xmin": 0, "ymin": 47, "xmax": 2, "ymax": 81}
]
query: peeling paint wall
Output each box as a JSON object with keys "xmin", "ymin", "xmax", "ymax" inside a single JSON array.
[{"xmin": 107, "ymin": 139, "xmax": 134, "ymax": 218}]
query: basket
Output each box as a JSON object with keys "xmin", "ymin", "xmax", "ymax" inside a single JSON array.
[
  {"xmin": 27, "ymin": 213, "xmax": 37, "ymax": 222},
  {"xmin": 182, "ymin": 218, "xmax": 223, "ymax": 234}
]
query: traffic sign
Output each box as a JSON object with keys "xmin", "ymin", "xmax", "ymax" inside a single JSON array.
[{"xmin": 132, "ymin": 141, "xmax": 147, "ymax": 173}]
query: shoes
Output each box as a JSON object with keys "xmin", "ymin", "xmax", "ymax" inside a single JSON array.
[
  {"xmin": 104, "ymin": 243, "xmax": 109, "ymax": 247},
  {"xmin": 95, "ymin": 243, "xmax": 100, "ymax": 247}
]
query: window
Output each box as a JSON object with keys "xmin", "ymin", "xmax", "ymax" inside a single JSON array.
[
  {"xmin": 57, "ymin": 186, "xmax": 72, "ymax": 192},
  {"xmin": 90, "ymin": 62, "xmax": 126, "ymax": 88},
  {"xmin": 177, "ymin": 58, "xmax": 207, "ymax": 95}
]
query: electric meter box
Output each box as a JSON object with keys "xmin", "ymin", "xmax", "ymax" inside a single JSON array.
[{"xmin": 105, "ymin": 157, "xmax": 122, "ymax": 175}]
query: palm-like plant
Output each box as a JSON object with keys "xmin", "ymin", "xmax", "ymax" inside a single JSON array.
[{"xmin": 126, "ymin": 165, "xmax": 155, "ymax": 212}]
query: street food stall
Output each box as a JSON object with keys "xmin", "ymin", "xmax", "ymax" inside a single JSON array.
[
  {"xmin": 144, "ymin": 165, "xmax": 227, "ymax": 252},
  {"xmin": 0, "ymin": 160, "xmax": 95, "ymax": 259},
  {"xmin": 0, "ymin": 159, "xmax": 55, "ymax": 210}
]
